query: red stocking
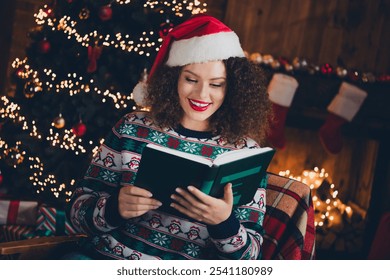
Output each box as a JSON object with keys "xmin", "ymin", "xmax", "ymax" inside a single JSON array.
[
  {"xmin": 266, "ymin": 73, "xmax": 299, "ymax": 149},
  {"xmin": 319, "ymin": 82, "xmax": 367, "ymax": 154},
  {"xmin": 319, "ymin": 113, "xmax": 347, "ymax": 154}
]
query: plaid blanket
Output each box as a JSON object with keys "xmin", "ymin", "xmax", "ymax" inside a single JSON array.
[{"xmin": 262, "ymin": 173, "xmax": 316, "ymax": 260}]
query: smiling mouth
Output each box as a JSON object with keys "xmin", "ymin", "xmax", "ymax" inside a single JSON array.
[{"xmin": 189, "ymin": 99, "xmax": 211, "ymax": 111}]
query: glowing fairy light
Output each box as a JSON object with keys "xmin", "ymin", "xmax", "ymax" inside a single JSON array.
[
  {"xmin": 279, "ymin": 167, "xmax": 352, "ymax": 229},
  {"xmin": 29, "ymin": 156, "xmax": 73, "ymax": 201}
]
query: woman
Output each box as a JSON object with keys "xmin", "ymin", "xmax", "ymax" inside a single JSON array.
[{"xmin": 67, "ymin": 14, "xmax": 272, "ymax": 260}]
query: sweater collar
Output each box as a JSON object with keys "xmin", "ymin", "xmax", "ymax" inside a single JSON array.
[{"xmin": 175, "ymin": 124, "xmax": 214, "ymax": 139}]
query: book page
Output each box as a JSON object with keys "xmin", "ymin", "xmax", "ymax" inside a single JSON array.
[
  {"xmin": 146, "ymin": 143, "xmax": 213, "ymax": 166},
  {"xmin": 213, "ymin": 147, "xmax": 273, "ymax": 165}
]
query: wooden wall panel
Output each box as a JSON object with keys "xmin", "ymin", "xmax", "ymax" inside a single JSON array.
[
  {"xmin": 223, "ymin": 0, "xmax": 389, "ymax": 73},
  {"xmin": 205, "ymin": 0, "xmax": 228, "ymax": 20}
]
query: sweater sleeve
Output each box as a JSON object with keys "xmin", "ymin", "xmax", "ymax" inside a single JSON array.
[
  {"xmin": 207, "ymin": 163, "xmax": 268, "ymax": 260},
  {"xmin": 67, "ymin": 116, "xmax": 129, "ymax": 235}
]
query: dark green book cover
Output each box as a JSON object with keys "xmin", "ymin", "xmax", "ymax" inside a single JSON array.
[{"xmin": 134, "ymin": 143, "xmax": 275, "ymax": 217}]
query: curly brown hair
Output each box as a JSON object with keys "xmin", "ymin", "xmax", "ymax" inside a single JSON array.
[{"xmin": 146, "ymin": 57, "xmax": 272, "ymax": 145}]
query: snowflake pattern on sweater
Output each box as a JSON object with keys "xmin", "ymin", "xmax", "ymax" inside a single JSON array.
[{"xmin": 68, "ymin": 112, "xmax": 267, "ymax": 260}]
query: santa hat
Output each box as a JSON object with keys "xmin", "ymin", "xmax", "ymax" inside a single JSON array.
[{"xmin": 132, "ymin": 14, "xmax": 245, "ymax": 107}]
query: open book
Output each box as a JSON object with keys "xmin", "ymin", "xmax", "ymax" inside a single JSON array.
[{"xmin": 134, "ymin": 143, "xmax": 275, "ymax": 216}]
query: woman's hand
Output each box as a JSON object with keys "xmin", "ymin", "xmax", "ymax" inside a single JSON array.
[
  {"xmin": 170, "ymin": 183, "xmax": 234, "ymax": 225},
  {"xmin": 118, "ymin": 184, "xmax": 162, "ymax": 219}
]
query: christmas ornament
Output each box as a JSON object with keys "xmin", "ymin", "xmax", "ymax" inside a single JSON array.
[
  {"xmin": 320, "ymin": 63, "xmax": 333, "ymax": 75},
  {"xmin": 348, "ymin": 70, "xmax": 360, "ymax": 81},
  {"xmin": 249, "ymin": 52, "xmax": 262, "ymax": 64},
  {"xmin": 262, "ymin": 54, "xmax": 274, "ymax": 65},
  {"xmin": 99, "ymin": 5, "xmax": 112, "ymax": 21},
  {"xmin": 336, "ymin": 66, "xmax": 348, "ymax": 78},
  {"xmin": 362, "ymin": 72, "xmax": 376, "ymax": 83},
  {"xmin": 14, "ymin": 66, "xmax": 25, "ymax": 80},
  {"xmin": 378, "ymin": 74, "xmax": 390, "ymax": 82},
  {"xmin": 72, "ymin": 121, "xmax": 87, "ymax": 137},
  {"xmin": 43, "ymin": 6, "xmax": 54, "ymax": 18},
  {"xmin": 319, "ymin": 82, "xmax": 367, "ymax": 154},
  {"xmin": 292, "ymin": 57, "xmax": 302, "ymax": 70},
  {"xmin": 37, "ymin": 38, "xmax": 51, "ymax": 54},
  {"xmin": 278, "ymin": 57, "xmax": 293, "ymax": 72},
  {"xmin": 79, "ymin": 8, "xmax": 90, "ymax": 20},
  {"xmin": 87, "ymin": 45, "xmax": 102, "ymax": 73},
  {"xmin": 159, "ymin": 19, "xmax": 174, "ymax": 38},
  {"xmin": 4, "ymin": 147, "xmax": 24, "ymax": 166},
  {"xmin": 270, "ymin": 59, "xmax": 281, "ymax": 70},
  {"xmin": 266, "ymin": 73, "xmax": 299, "ymax": 149},
  {"xmin": 24, "ymin": 80, "xmax": 43, "ymax": 98},
  {"xmin": 0, "ymin": 172, "xmax": 3, "ymax": 185},
  {"xmin": 53, "ymin": 114, "xmax": 65, "ymax": 129}
]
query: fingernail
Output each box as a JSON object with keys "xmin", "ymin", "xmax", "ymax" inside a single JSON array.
[
  {"xmin": 175, "ymin": 188, "xmax": 182, "ymax": 193},
  {"xmin": 187, "ymin": 186, "xmax": 195, "ymax": 191},
  {"xmin": 156, "ymin": 201, "xmax": 162, "ymax": 206}
]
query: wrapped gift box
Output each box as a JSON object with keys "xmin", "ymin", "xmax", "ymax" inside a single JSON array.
[
  {"xmin": 0, "ymin": 225, "xmax": 36, "ymax": 242},
  {"xmin": 36, "ymin": 206, "xmax": 77, "ymax": 236},
  {"xmin": 0, "ymin": 200, "xmax": 38, "ymax": 226}
]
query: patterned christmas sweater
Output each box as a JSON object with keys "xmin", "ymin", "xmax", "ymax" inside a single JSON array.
[{"xmin": 68, "ymin": 112, "xmax": 267, "ymax": 260}]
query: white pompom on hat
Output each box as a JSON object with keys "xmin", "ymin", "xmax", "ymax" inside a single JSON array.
[
  {"xmin": 327, "ymin": 82, "xmax": 367, "ymax": 121},
  {"xmin": 267, "ymin": 73, "xmax": 299, "ymax": 107},
  {"xmin": 132, "ymin": 14, "xmax": 245, "ymax": 107}
]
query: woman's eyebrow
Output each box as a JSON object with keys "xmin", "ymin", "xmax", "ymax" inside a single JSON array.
[{"xmin": 183, "ymin": 70, "xmax": 226, "ymax": 80}]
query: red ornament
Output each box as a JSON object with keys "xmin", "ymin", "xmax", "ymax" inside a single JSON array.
[
  {"xmin": 72, "ymin": 122, "xmax": 87, "ymax": 137},
  {"xmin": 348, "ymin": 70, "xmax": 360, "ymax": 81},
  {"xmin": 13, "ymin": 67, "xmax": 25, "ymax": 80},
  {"xmin": 99, "ymin": 5, "xmax": 112, "ymax": 21},
  {"xmin": 377, "ymin": 74, "xmax": 390, "ymax": 82},
  {"xmin": 37, "ymin": 39, "xmax": 51, "ymax": 54},
  {"xmin": 320, "ymin": 63, "xmax": 333, "ymax": 75},
  {"xmin": 159, "ymin": 20, "xmax": 174, "ymax": 38},
  {"xmin": 0, "ymin": 173, "xmax": 3, "ymax": 185},
  {"xmin": 44, "ymin": 7, "xmax": 54, "ymax": 18}
]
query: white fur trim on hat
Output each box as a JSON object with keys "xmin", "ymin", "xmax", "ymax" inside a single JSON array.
[
  {"xmin": 132, "ymin": 81, "xmax": 148, "ymax": 107},
  {"xmin": 267, "ymin": 73, "xmax": 299, "ymax": 107},
  {"xmin": 165, "ymin": 31, "xmax": 245, "ymax": 66},
  {"xmin": 327, "ymin": 82, "xmax": 367, "ymax": 121}
]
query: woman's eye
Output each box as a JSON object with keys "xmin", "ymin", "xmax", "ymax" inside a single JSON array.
[
  {"xmin": 185, "ymin": 77, "xmax": 197, "ymax": 83},
  {"xmin": 210, "ymin": 83, "xmax": 222, "ymax": 88}
]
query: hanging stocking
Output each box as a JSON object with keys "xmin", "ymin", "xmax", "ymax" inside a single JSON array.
[
  {"xmin": 266, "ymin": 73, "xmax": 299, "ymax": 149},
  {"xmin": 319, "ymin": 82, "xmax": 367, "ymax": 154}
]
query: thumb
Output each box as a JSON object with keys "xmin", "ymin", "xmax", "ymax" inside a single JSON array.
[{"xmin": 223, "ymin": 183, "xmax": 234, "ymax": 205}]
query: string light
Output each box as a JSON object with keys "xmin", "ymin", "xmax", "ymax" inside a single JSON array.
[{"xmin": 279, "ymin": 167, "xmax": 353, "ymax": 229}]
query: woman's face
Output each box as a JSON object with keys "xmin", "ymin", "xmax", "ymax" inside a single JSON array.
[{"xmin": 177, "ymin": 61, "xmax": 227, "ymax": 131}]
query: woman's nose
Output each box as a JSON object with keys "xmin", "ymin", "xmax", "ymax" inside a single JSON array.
[{"xmin": 198, "ymin": 83, "xmax": 209, "ymax": 98}]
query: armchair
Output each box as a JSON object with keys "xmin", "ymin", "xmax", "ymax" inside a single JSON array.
[{"xmin": 0, "ymin": 173, "xmax": 316, "ymax": 260}]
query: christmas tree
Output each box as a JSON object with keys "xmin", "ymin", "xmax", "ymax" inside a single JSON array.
[{"xmin": 0, "ymin": 0, "xmax": 207, "ymax": 207}]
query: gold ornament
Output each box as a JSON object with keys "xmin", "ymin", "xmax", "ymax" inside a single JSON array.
[
  {"xmin": 79, "ymin": 8, "xmax": 90, "ymax": 20},
  {"xmin": 53, "ymin": 114, "xmax": 65, "ymax": 129},
  {"xmin": 249, "ymin": 52, "xmax": 262, "ymax": 64}
]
